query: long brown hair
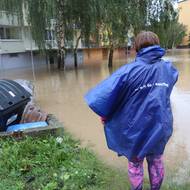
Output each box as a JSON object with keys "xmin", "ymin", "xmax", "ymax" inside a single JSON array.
[{"xmin": 134, "ymin": 31, "xmax": 160, "ymax": 52}]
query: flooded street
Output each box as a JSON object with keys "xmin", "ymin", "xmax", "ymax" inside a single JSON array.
[{"xmin": 1, "ymin": 48, "xmax": 190, "ymax": 178}]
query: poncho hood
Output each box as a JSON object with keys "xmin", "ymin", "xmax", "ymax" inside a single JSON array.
[{"xmin": 136, "ymin": 45, "xmax": 166, "ymax": 64}]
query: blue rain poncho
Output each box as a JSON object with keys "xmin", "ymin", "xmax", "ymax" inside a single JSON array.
[{"xmin": 84, "ymin": 45, "xmax": 178, "ymax": 161}]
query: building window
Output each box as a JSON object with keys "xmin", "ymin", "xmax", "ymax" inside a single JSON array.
[
  {"xmin": 5, "ymin": 27, "xmax": 21, "ymax": 39},
  {"xmin": 0, "ymin": 27, "xmax": 5, "ymax": 39},
  {"xmin": 9, "ymin": 53, "xmax": 19, "ymax": 57},
  {"xmin": 45, "ymin": 29, "xmax": 56, "ymax": 41},
  {"xmin": 0, "ymin": 26, "xmax": 21, "ymax": 40}
]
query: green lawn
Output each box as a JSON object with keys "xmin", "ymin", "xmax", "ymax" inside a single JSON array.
[
  {"xmin": 0, "ymin": 130, "xmax": 130, "ymax": 190},
  {"xmin": 0, "ymin": 126, "xmax": 189, "ymax": 189}
]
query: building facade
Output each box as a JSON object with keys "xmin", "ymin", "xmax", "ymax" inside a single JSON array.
[
  {"xmin": 0, "ymin": 12, "xmax": 86, "ymax": 55},
  {"xmin": 0, "ymin": 12, "xmax": 85, "ymax": 70},
  {"xmin": 0, "ymin": 11, "xmax": 43, "ymax": 70},
  {"xmin": 178, "ymin": 0, "xmax": 190, "ymax": 46},
  {"xmin": 0, "ymin": 11, "xmax": 39, "ymax": 54}
]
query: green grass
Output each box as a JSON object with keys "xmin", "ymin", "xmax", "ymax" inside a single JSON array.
[
  {"xmin": 0, "ymin": 131, "xmax": 130, "ymax": 190},
  {"xmin": 0, "ymin": 128, "xmax": 189, "ymax": 189}
]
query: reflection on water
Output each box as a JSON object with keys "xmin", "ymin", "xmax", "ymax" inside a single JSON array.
[{"xmin": 0, "ymin": 48, "xmax": 190, "ymax": 177}]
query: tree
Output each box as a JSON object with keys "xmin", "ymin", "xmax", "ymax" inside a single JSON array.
[
  {"xmin": 0, "ymin": 0, "xmax": 24, "ymax": 23},
  {"xmin": 97, "ymin": 0, "xmax": 128, "ymax": 67},
  {"xmin": 148, "ymin": 0, "xmax": 187, "ymax": 49},
  {"xmin": 126, "ymin": 0, "xmax": 151, "ymax": 35},
  {"xmin": 1, "ymin": 0, "xmax": 186, "ymax": 70},
  {"xmin": 0, "ymin": 0, "xmax": 58, "ymax": 63},
  {"xmin": 63, "ymin": 0, "xmax": 100, "ymax": 68},
  {"xmin": 97, "ymin": 0, "xmax": 152, "ymax": 67},
  {"xmin": 0, "ymin": 0, "xmax": 100, "ymax": 69}
]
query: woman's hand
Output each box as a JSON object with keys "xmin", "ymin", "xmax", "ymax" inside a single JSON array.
[{"xmin": 100, "ymin": 117, "xmax": 107, "ymax": 125}]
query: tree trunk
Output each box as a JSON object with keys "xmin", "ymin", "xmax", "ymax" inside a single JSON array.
[
  {"xmin": 56, "ymin": 28, "xmax": 65, "ymax": 70},
  {"xmin": 74, "ymin": 50, "xmax": 77, "ymax": 68},
  {"xmin": 108, "ymin": 45, "xmax": 114, "ymax": 67},
  {"xmin": 107, "ymin": 30, "xmax": 114, "ymax": 68},
  {"xmin": 48, "ymin": 50, "xmax": 55, "ymax": 65},
  {"xmin": 56, "ymin": 0, "xmax": 65, "ymax": 70},
  {"xmin": 73, "ymin": 34, "xmax": 81, "ymax": 68},
  {"xmin": 57, "ymin": 49, "xmax": 65, "ymax": 69},
  {"xmin": 49, "ymin": 56, "xmax": 54, "ymax": 65}
]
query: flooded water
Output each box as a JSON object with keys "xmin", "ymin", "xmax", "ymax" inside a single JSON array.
[{"xmin": 1, "ymin": 48, "xmax": 190, "ymax": 179}]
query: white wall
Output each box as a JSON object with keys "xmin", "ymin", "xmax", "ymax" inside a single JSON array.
[
  {"xmin": 0, "ymin": 51, "xmax": 84, "ymax": 70},
  {"xmin": 0, "ymin": 52, "xmax": 46, "ymax": 70},
  {"xmin": 0, "ymin": 40, "xmax": 25, "ymax": 53},
  {"xmin": 0, "ymin": 12, "xmax": 19, "ymax": 26}
]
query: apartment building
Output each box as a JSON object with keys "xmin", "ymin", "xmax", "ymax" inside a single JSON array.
[{"xmin": 0, "ymin": 12, "xmax": 85, "ymax": 70}]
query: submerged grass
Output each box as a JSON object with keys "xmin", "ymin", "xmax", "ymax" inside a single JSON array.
[{"xmin": 0, "ymin": 126, "xmax": 189, "ymax": 189}]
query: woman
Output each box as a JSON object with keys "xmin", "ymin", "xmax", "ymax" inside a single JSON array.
[{"xmin": 84, "ymin": 31, "xmax": 178, "ymax": 190}]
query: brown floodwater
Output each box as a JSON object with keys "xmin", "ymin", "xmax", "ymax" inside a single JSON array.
[{"xmin": 1, "ymin": 48, "xmax": 190, "ymax": 180}]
